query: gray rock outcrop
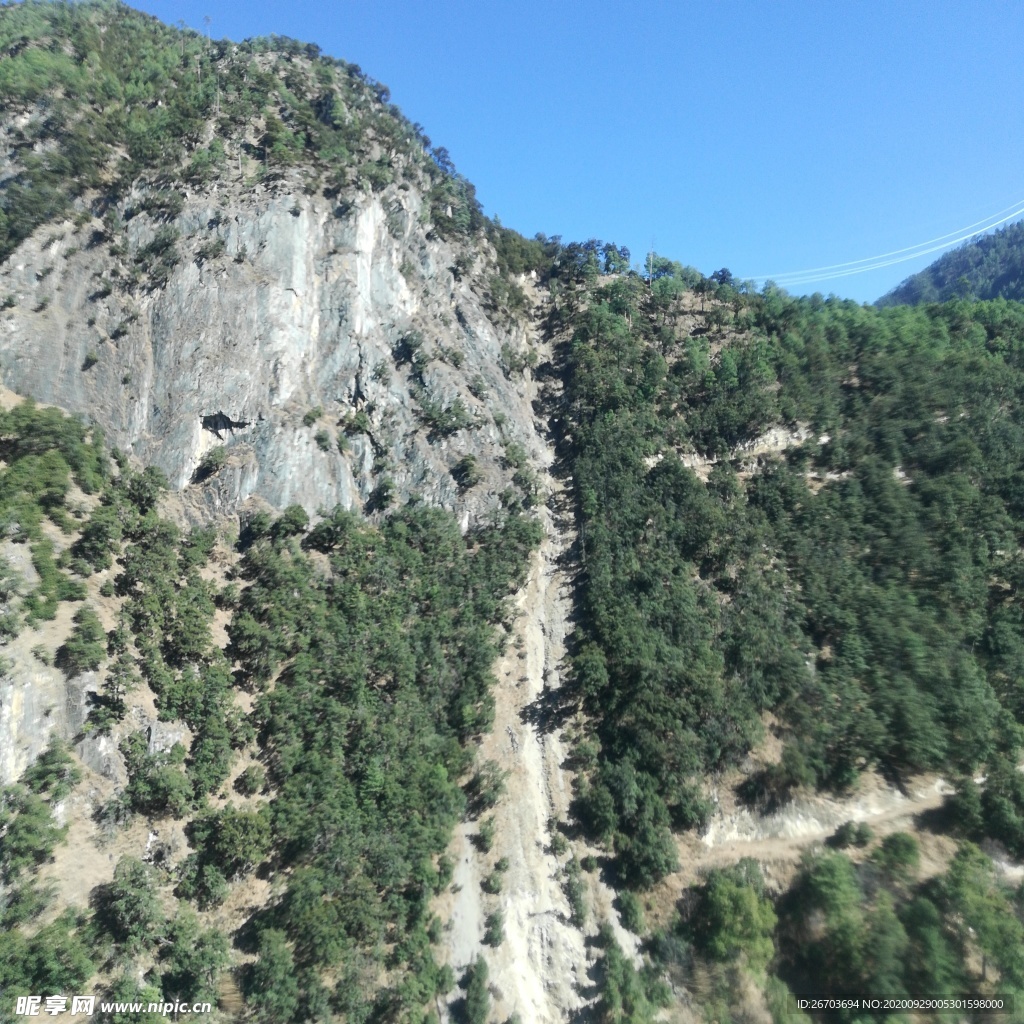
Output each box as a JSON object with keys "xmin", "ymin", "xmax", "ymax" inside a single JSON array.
[{"xmin": 0, "ymin": 172, "xmax": 544, "ymax": 524}]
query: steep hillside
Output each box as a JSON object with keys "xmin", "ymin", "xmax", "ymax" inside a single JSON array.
[
  {"xmin": 5, "ymin": 4, "xmax": 1024, "ymax": 1024},
  {"xmin": 0, "ymin": 0, "xmax": 551, "ymax": 523},
  {"xmin": 0, "ymin": 388, "xmax": 547, "ymax": 1023},
  {"xmin": 554, "ymin": 268, "xmax": 1024, "ymax": 1017},
  {"xmin": 877, "ymin": 219, "xmax": 1024, "ymax": 305},
  {"xmin": 0, "ymin": 5, "xmax": 574, "ymax": 1022}
]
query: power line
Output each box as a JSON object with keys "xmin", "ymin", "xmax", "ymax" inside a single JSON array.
[
  {"xmin": 765, "ymin": 208, "xmax": 1024, "ymax": 288},
  {"xmin": 746, "ymin": 199, "xmax": 1024, "ymax": 287},
  {"xmin": 754, "ymin": 199, "xmax": 1024, "ymax": 280}
]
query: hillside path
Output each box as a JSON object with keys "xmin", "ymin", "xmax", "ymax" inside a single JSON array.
[{"xmin": 439, "ymin": 335, "xmax": 602, "ymax": 1022}]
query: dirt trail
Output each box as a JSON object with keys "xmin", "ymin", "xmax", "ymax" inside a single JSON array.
[
  {"xmin": 439, "ymin": 330, "xmax": 613, "ymax": 1021},
  {"xmin": 663, "ymin": 773, "xmax": 957, "ymax": 897},
  {"xmin": 442, "ymin": 469, "xmax": 589, "ymax": 1018},
  {"xmin": 701, "ymin": 773, "xmax": 952, "ymax": 849}
]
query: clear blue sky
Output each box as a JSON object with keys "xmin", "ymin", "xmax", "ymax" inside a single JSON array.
[{"xmin": 133, "ymin": 0, "xmax": 1024, "ymax": 302}]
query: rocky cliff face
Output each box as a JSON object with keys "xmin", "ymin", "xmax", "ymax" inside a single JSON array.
[
  {"xmin": 0, "ymin": 170, "xmax": 545, "ymax": 525},
  {"xmin": 0, "ymin": 539, "xmax": 104, "ymax": 785},
  {"xmin": 0, "ymin": 167, "xmax": 551, "ymax": 786}
]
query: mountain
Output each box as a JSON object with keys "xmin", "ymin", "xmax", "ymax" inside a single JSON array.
[
  {"xmin": 5, "ymin": 4, "xmax": 1024, "ymax": 1023},
  {"xmin": 877, "ymin": 218, "xmax": 1024, "ymax": 305},
  {"xmin": 0, "ymin": 0, "xmax": 563, "ymax": 526}
]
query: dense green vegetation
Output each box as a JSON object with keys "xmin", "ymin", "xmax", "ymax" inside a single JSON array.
[
  {"xmin": 561, "ymin": 267, "xmax": 1024, "ymax": 887},
  {"xmin": 7, "ymin": 4, "xmax": 1024, "ymax": 1020},
  {"xmin": 1, "ymin": 744, "xmax": 94, "ymax": 1020},
  {"xmin": 635, "ymin": 837, "xmax": 1024, "ymax": 1024},
  {"xmin": 0, "ymin": 398, "xmax": 108, "ymax": 631},
  {"xmin": 224, "ymin": 503, "xmax": 540, "ymax": 1018},
  {"xmin": 0, "ymin": 404, "xmax": 229, "ymax": 1022},
  {"xmin": 0, "ymin": 396, "xmax": 541, "ymax": 1020},
  {"xmin": 0, "ymin": 0, "xmax": 491, "ymax": 263},
  {"xmin": 594, "ymin": 924, "xmax": 670, "ymax": 1024},
  {"xmin": 878, "ymin": 220, "xmax": 1024, "ymax": 306},
  {"xmin": 555, "ymin": 263, "xmax": 1024, "ymax": 1016}
]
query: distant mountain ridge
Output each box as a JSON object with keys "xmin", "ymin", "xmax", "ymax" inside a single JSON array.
[{"xmin": 876, "ymin": 218, "xmax": 1024, "ymax": 306}]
